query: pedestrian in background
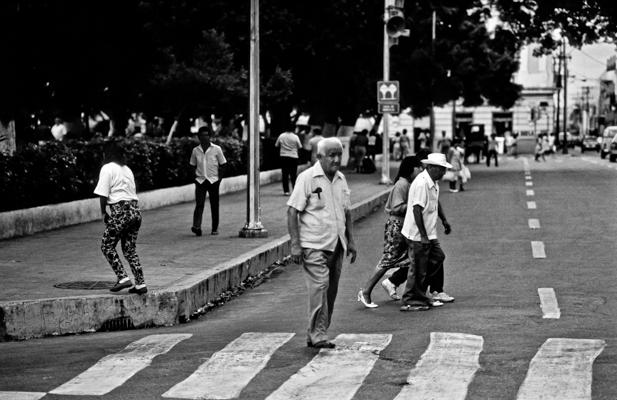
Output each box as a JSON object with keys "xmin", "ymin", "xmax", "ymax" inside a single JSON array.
[
  {"xmin": 275, "ymin": 126, "xmax": 302, "ymax": 195},
  {"xmin": 287, "ymin": 137, "xmax": 357, "ymax": 349},
  {"xmin": 447, "ymin": 140, "xmax": 465, "ymax": 193},
  {"xmin": 94, "ymin": 140, "xmax": 147, "ymax": 294},
  {"xmin": 190, "ymin": 126, "xmax": 227, "ymax": 236},
  {"xmin": 486, "ymin": 134, "xmax": 499, "ymax": 167},
  {"xmin": 353, "ymin": 129, "xmax": 369, "ymax": 172},
  {"xmin": 51, "ymin": 117, "xmax": 67, "ymax": 141},
  {"xmin": 400, "ymin": 153, "xmax": 454, "ymax": 311},
  {"xmin": 308, "ymin": 128, "xmax": 324, "ymax": 165},
  {"xmin": 535, "ymin": 137, "xmax": 545, "ymax": 162},
  {"xmin": 367, "ymin": 131, "xmax": 378, "ymax": 161},
  {"xmin": 399, "ymin": 129, "xmax": 411, "ymax": 159},
  {"xmin": 357, "ymin": 156, "xmax": 423, "ymax": 308}
]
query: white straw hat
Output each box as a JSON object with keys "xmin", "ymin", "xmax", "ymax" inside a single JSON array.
[{"xmin": 421, "ymin": 152, "xmax": 452, "ymax": 169}]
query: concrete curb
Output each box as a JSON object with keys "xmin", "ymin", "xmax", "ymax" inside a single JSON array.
[
  {"xmin": 0, "ymin": 187, "xmax": 390, "ymax": 341},
  {"xmin": 0, "ymin": 166, "xmax": 308, "ymax": 240}
]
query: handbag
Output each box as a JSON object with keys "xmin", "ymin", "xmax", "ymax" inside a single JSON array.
[
  {"xmin": 461, "ymin": 166, "xmax": 471, "ymax": 183},
  {"xmin": 442, "ymin": 171, "xmax": 456, "ymax": 182}
]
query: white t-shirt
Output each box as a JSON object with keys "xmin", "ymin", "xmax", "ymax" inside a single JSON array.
[
  {"xmin": 94, "ymin": 162, "xmax": 139, "ymax": 204},
  {"xmin": 190, "ymin": 144, "xmax": 227, "ymax": 184},
  {"xmin": 275, "ymin": 132, "xmax": 302, "ymax": 158},
  {"xmin": 402, "ymin": 170, "xmax": 439, "ymax": 241}
]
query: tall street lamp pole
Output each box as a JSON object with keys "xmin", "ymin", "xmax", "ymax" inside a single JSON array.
[
  {"xmin": 562, "ymin": 38, "xmax": 569, "ymax": 154},
  {"xmin": 429, "ymin": 10, "xmax": 436, "ymax": 148},
  {"xmin": 240, "ymin": 0, "xmax": 268, "ymax": 238},
  {"xmin": 380, "ymin": 0, "xmax": 392, "ymax": 185}
]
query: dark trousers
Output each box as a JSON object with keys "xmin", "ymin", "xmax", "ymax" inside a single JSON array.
[
  {"xmin": 281, "ymin": 156, "xmax": 298, "ymax": 193},
  {"xmin": 389, "ymin": 266, "xmax": 409, "ymax": 286},
  {"xmin": 401, "ymin": 239, "xmax": 445, "ymax": 306},
  {"xmin": 193, "ymin": 180, "xmax": 220, "ymax": 231},
  {"xmin": 486, "ymin": 149, "xmax": 498, "ymax": 166}
]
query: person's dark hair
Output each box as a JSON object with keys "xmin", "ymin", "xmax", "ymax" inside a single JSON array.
[
  {"xmin": 198, "ymin": 125, "xmax": 212, "ymax": 136},
  {"xmin": 103, "ymin": 139, "xmax": 126, "ymax": 165},
  {"xmin": 312, "ymin": 127, "xmax": 322, "ymax": 136},
  {"xmin": 415, "ymin": 148, "xmax": 430, "ymax": 161},
  {"xmin": 395, "ymin": 156, "xmax": 422, "ymax": 183}
]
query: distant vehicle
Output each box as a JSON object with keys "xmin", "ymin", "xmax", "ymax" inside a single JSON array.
[
  {"xmin": 580, "ymin": 135, "xmax": 600, "ymax": 153},
  {"xmin": 610, "ymin": 134, "xmax": 617, "ymax": 162},
  {"xmin": 600, "ymin": 126, "xmax": 617, "ymax": 159},
  {"xmin": 462, "ymin": 124, "xmax": 485, "ymax": 164}
]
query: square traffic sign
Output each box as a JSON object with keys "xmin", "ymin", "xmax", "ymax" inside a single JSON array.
[{"xmin": 377, "ymin": 81, "xmax": 400, "ymax": 103}]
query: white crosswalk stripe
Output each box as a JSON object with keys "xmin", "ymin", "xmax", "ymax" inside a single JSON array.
[
  {"xmin": 49, "ymin": 334, "xmax": 192, "ymax": 396},
  {"xmin": 528, "ymin": 219, "xmax": 541, "ymax": 229},
  {"xmin": 527, "ymin": 201, "xmax": 537, "ymax": 209},
  {"xmin": 516, "ymin": 338, "xmax": 605, "ymax": 400},
  {"xmin": 265, "ymin": 333, "xmax": 391, "ymax": 400},
  {"xmin": 0, "ymin": 392, "xmax": 46, "ymax": 400},
  {"xmin": 163, "ymin": 332, "xmax": 294, "ymax": 399},
  {"xmin": 526, "ymin": 181, "xmax": 533, "ymax": 186},
  {"xmin": 526, "ymin": 189, "xmax": 534, "ymax": 196},
  {"xmin": 393, "ymin": 332, "xmax": 483, "ymax": 400},
  {"xmin": 538, "ymin": 288, "xmax": 560, "ymax": 318},
  {"xmin": 531, "ymin": 241, "xmax": 546, "ymax": 258}
]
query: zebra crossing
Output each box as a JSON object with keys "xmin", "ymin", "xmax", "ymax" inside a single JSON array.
[{"xmin": 0, "ymin": 331, "xmax": 606, "ymax": 399}]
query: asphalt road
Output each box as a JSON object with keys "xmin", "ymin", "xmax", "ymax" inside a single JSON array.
[{"xmin": 1, "ymin": 154, "xmax": 617, "ymax": 400}]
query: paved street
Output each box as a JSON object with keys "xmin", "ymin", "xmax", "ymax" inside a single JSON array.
[{"xmin": 1, "ymin": 153, "xmax": 617, "ymax": 399}]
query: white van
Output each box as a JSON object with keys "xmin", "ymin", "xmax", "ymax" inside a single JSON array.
[{"xmin": 600, "ymin": 126, "xmax": 617, "ymax": 159}]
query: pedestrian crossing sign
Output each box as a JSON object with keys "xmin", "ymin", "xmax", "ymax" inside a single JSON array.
[{"xmin": 377, "ymin": 81, "xmax": 399, "ymax": 103}]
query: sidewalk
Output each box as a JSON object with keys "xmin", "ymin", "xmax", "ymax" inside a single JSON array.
[{"xmin": 0, "ymin": 170, "xmax": 393, "ymax": 340}]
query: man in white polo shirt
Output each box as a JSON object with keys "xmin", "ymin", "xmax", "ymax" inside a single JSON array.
[
  {"xmin": 400, "ymin": 152, "xmax": 454, "ymax": 311},
  {"xmin": 190, "ymin": 126, "xmax": 227, "ymax": 236},
  {"xmin": 275, "ymin": 127, "xmax": 303, "ymax": 195},
  {"xmin": 287, "ymin": 137, "xmax": 357, "ymax": 349}
]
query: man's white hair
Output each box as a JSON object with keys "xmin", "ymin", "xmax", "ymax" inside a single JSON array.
[{"xmin": 317, "ymin": 137, "xmax": 343, "ymax": 155}]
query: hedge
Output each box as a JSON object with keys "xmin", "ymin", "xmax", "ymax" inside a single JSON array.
[{"xmin": 0, "ymin": 136, "xmax": 249, "ymax": 212}]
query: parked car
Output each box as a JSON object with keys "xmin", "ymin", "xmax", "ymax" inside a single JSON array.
[
  {"xmin": 581, "ymin": 135, "xmax": 601, "ymax": 152},
  {"xmin": 600, "ymin": 126, "xmax": 617, "ymax": 159}
]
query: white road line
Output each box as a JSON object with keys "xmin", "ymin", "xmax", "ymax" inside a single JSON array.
[
  {"xmin": 528, "ymin": 219, "xmax": 541, "ymax": 229},
  {"xmin": 537, "ymin": 288, "xmax": 560, "ymax": 318},
  {"xmin": 163, "ymin": 332, "xmax": 294, "ymax": 399},
  {"xmin": 525, "ymin": 175, "xmax": 532, "ymax": 180},
  {"xmin": 266, "ymin": 333, "xmax": 392, "ymax": 400},
  {"xmin": 526, "ymin": 189, "xmax": 535, "ymax": 196},
  {"xmin": 516, "ymin": 338, "xmax": 605, "ymax": 400},
  {"xmin": 531, "ymin": 241, "xmax": 546, "ymax": 258},
  {"xmin": 50, "ymin": 334, "xmax": 192, "ymax": 396},
  {"xmin": 527, "ymin": 201, "xmax": 537, "ymax": 209},
  {"xmin": 393, "ymin": 332, "xmax": 483, "ymax": 400},
  {"xmin": 525, "ymin": 181, "xmax": 533, "ymax": 186},
  {"xmin": 0, "ymin": 393, "xmax": 46, "ymax": 400}
]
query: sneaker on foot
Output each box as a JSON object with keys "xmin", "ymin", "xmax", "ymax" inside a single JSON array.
[
  {"xmin": 381, "ymin": 279, "xmax": 401, "ymax": 300},
  {"xmin": 449, "ymin": 189, "xmax": 459, "ymax": 193},
  {"xmin": 429, "ymin": 300, "xmax": 444, "ymax": 307},
  {"xmin": 110, "ymin": 278, "xmax": 132, "ymax": 292},
  {"xmin": 128, "ymin": 285, "xmax": 148, "ymax": 295},
  {"xmin": 191, "ymin": 227, "xmax": 202, "ymax": 237},
  {"xmin": 431, "ymin": 291, "xmax": 455, "ymax": 303}
]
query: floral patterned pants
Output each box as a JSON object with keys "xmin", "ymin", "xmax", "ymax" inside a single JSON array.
[{"xmin": 101, "ymin": 200, "xmax": 145, "ymax": 285}]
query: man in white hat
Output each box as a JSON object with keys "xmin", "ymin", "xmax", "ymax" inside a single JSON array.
[{"xmin": 400, "ymin": 152, "xmax": 454, "ymax": 311}]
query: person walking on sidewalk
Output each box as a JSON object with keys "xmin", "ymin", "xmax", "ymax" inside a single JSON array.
[
  {"xmin": 94, "ymin": 140, "xmax": 147, "ymax": 294},
  {"xmin": 190, "ymin": 126, "xmax": 227, "ymax": 236},
  {"xmin": 486, "ymin": 134, "xmax": 499, "ymax": 167},
  {"xmin": 447, "ymin": 140, "xmax": 465, "ymax": 192},
  {"xmin": 287, "ymin": 137, "xmax": 357, "ymax": 349},
  {"xmin": 275, "ymin": 127, "xmax": 303, "ymax": 195},
  {"xmin": 400, "ymin": 153, "xmax": 454, "ymax": 311},
  {"xmin": 357, "ymin": 156, "xmax": 423, "ymax": 308}
]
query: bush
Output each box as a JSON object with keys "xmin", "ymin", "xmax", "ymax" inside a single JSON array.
[{"xmin": 0, "ymin": 135, "xmax": 252, "ymax": 212}]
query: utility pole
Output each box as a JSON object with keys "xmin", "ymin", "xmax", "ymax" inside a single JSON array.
[
  {"xmin": 562, "ymin": 38, "xmax": 569, "ymax": 154},
  {"xmin": 239, "ymin": 0, "xmax": 268, "ymax": 238},
  {"xmin": 429, "ymin": 9, "xmax": 436, "ymax": 149},
  {"xmin": 554, "ymin": 48, "xmax": 562, "ymax": 147}
]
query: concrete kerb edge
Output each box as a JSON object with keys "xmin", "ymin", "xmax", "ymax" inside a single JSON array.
[
  {"xmin": 0, "ymin": 186, "xmax": 391, "ymax": 341},
  {"xmin": 0, "ymin": 165, "xmax": 309, "ymax": 240}
]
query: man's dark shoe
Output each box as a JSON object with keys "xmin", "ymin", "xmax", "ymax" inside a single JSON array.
[
  {"xmin": 307, "ymin": 340, "xmax": 335, "ymax": 349},
  {"xmin": 128, "ymin": 286, "xmax": 148, "ymax": 295},
  {"xmin": 211, "ymin": 230, "xmax": 219, "ymax": 235},
  {"xmin": 191, "ymin": 227, "xmax": 202, "ymax": 236},
  {"xmin": 110, "ymin": 279, "xmax": 132, "ymax": 292}
]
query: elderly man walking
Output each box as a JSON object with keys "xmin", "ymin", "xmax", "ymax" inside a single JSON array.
[
  {"xmin": 287, "ymin": 137, "xmax": 357, "ymax": 349},
  {"xmin": 400, "ymin": 153, "xmax": 454, "ymax": 311}
]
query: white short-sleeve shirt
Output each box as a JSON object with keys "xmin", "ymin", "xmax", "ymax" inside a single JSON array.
[
  {"xmin": 93, "ymin": 162, "xmax": 139, "ymax": 204},
  {"xmin": 275, "ymin": 132, "xmax": 302, "ymax": 158},
  {"xmin": 190, "ymin": 144, "xmax": 227, "ymax": 184},
  {"xmin": 402, "ymin": 169, "xmax": 439, "ymax": 241},
  {"xmin": 287, "ymin": 161, "xmax": 351, "ymax": 252}
]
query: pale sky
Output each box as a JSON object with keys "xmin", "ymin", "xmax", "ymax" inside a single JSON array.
[{"xmin": 566, "ymin": 42, "xmax": 616, "ymax": 104}]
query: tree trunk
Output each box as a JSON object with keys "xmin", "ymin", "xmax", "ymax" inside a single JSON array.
[{"xmin": 0, "ymin": 119, "xmax": 16, "ymax": 155}]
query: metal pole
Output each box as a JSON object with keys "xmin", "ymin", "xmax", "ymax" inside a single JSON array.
[
  {"xmin": 555, "ymin": 51, "xmax": 561, "ymax": 145},
  {"xmin": 240, "ymin": 0, "xmax": 268, "ymax": 238},
  {"xmin": 380, "ymin": 0, "xmax": 391, "ymax": 185},
  {"xmin": 562, "ymin": 39, "xmax": 568, "ymax": 154},
  {"xmin": 429, "ymin": 10, "xmax": 436, "ymax": 149}
]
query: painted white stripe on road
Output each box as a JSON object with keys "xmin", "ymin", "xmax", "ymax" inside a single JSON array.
[
  {"xmin": 266, "ymin": 333, "xmax": 391, "ymax": 400},
  {"xmin": 516, "ymin": 338, "xmax": 605, "ymax": 400},
  {"xmin": 528, "ymin": 219, "xmax": 541, "ymax": 229},
  {"xmin": 525, "ymin": 181, "xmax": 533, "ymax": 186},
  {"xmin": 393, "ymin": 332, "xmax": 483, "ymax": 400},
  {"xmin": 163, "ymin": 332, "xmax": 294, "ymax": 399},
  {"xmin": 525, "ymin": 175, "xmax": 532, "ymax": 180},
  {"xmin": 526, "ymin": 189, "xmax": 535, "ymax": 196},
  {"xmin": 531, "ymin": 241, "xmax": 546, "ymax": 258},
  {"xmin": 527, "ymin": 201, "xmax": 537, "ymax": 209},
  {"xmin": 0, "ymin": 393, "xmax": 46, "ymax": 400},
  {"xmin": 538, "ymin": 288, "xmax": 560, "ymax": 319},
  {"xmin": 50, "ymin": 334, "xmax": 192, "ymax": 396}
]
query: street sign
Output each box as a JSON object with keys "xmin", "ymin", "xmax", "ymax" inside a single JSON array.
[
  {"xmin": 377, "ymin": 81, "xmax": 399, "ymax": 103},
  {"xmin": 379, "ymin": 103, "xmax": 400, "ymax": 114}
]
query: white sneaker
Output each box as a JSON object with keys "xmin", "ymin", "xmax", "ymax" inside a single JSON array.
[
  {"xmin": 381, "ymin": 279, "xmax": 401, "ymax": 300},
  {"xmin": 431, "ymin": 291, "xmax": 455, "ymax": 303},
  {"xmin": 449, "ymin": 189, "xmax": 459, "ymax": 193}
]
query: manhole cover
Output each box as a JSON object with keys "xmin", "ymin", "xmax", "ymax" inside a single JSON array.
[{"xmin": 54, "ymin": 281, "xmax": 117, "ymax": 290}]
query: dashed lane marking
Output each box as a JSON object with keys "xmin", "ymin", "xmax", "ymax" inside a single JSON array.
[
  {"xmin": 525, "ymin": 181, "xmax": 533, "ymax": 187},
  {"xmin": 0, "ymin": 393, "xmax": 46, "ymax": 400},
  {"xmin": 516, "ymin": 338, "xmax": 605, "ymax": 400},
  {"xmin": 525, "ymin": 175, "xmax": 532, "ymax": 180},
  {"xmin": 531, "ymin": 241, "xmax": 546, "ymax": 258},
  {"xmin": 526, "ymin": 190, "xmax": 535, "ymax": 196},
  {"xmin": 528, "ymin": 219, "xmax": 541, "ymax": 229},
  {"xmin": 527, "ymin": 201, "xmax": 537, "ymax": 209},
  {"xmin": 538, "ymin": 288, "xmax": 560, "ymax": 319},
  {"xmin": 163, "ymin": 332, "xmax": 294, "ymax": 399},
  {"xmin": 265, "ymin": 334, "xmax": 392, "ymax": 400},
  {"xmin": 393, "ymin": 332, "xmax": 483, "ymax": 400},
  {"xmin": 49, "ymin": 334, "xmax": 192, "ymax": 396}
]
